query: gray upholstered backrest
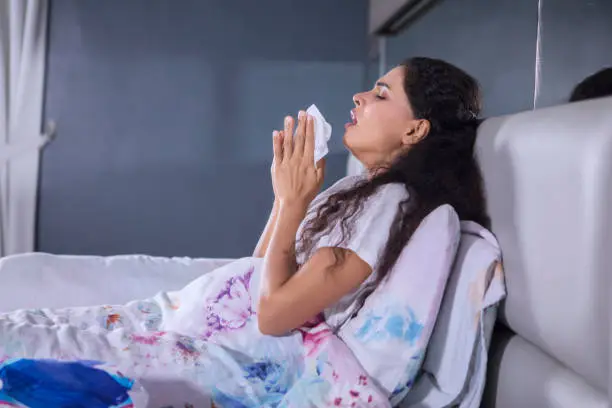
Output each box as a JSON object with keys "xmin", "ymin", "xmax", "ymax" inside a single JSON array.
[{"xmin": 476, "ymin": 98, "xmax": 612, "ymax": 408}]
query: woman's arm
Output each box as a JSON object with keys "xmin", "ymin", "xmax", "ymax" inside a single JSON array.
[
  {"xmin": 258, "ymin": 202, "xmax": 372, "ymax": 336},
  {"xmin": 253, "ymin": 199, "xmax": 280, "ymax": 258},
  {"xmin": 257, "ymin": 112, "xmax": 372, "ymax": 335}
]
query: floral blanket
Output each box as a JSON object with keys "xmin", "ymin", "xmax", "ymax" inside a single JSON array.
[{"xmin": 0, "ymin": 257, "xmax": 391, "ymax": 407}]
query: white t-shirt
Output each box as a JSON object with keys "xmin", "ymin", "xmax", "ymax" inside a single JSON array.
[{"xmin": 296, "ymin": 175, "xmax": 409, "ymax": 327}]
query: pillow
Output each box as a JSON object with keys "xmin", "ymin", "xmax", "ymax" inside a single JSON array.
[
  {"xmin": 337, "ymin": 204, "xmax": 461, "ymax": 402},
  {"xmin": 399, "ymin": 221, "xmax": 506, "ymax": 408}
]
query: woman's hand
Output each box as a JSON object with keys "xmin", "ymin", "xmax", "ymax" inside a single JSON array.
[{"xmin": 271, "ymin": 111, "xmax": 325, "ymax": 209}]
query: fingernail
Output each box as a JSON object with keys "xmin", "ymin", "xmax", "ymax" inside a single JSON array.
[
  {"xmin": 285, "ymin": 116, "xmax": 291, "ymax": 126},
  {"xmin": 307, "ymin": 115, "xmax": 314, "ymax": 123},
  {"xmin": 273, "ymin": 130, "xmax": 278, "ymax": 138},
  {"xmin": 298, "ymin": 111, "xmax": 305, "ymax": 119}
]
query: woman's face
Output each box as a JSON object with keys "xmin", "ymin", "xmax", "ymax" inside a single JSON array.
[{"xmin": 343, "ymin": 66, "xmax": 428, "ymax": 170}]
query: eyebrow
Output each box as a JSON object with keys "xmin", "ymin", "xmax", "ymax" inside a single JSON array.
[{"xmin": 376, "ymin": 81, "xmax": 391, "ymax": 89}]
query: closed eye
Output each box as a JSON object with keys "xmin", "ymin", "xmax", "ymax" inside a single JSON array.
[{"xmin": 374, "ymin": 86, "xmax": 388, "ymax": 100}]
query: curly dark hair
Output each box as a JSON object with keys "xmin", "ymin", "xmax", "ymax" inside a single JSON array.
[{"xmin": 296, "ymin": 57, "xmax": 490, "ymax": 327}]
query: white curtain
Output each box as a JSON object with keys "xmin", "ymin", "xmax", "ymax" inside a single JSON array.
[{"xmin": 0, "ymin": 0, "xmax": 52, "ymax": 257}]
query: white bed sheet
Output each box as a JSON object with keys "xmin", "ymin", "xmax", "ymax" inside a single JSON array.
[{"xmin": 0, "ymin": 252, "xmax": 234, "ymax": 312}]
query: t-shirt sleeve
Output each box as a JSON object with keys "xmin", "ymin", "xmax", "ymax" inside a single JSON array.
[{"xmin": 316, "ymin": 183, "xmax": 408, "ymax": 269}]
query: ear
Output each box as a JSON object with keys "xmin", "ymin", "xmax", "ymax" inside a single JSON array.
[{"xmin": 401, "ymin": 119, "xmax": 431, "ymax": 145}]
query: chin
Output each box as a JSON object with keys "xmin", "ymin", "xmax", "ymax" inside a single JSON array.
[
  {"xmin": 342, "ymin": 133, "xmax": 355, "ymax": 154},
  {"xmin": 342, "ymin": 133, "xmax": 361, "ymax": 162},
  {"xmin": 342, "ymin": 125, "xmax": 358, "ymax": 150}
]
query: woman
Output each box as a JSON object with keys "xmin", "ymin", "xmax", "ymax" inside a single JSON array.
[
  {"xmin": 0, "ymin": 57, "xmax": 489, "ymax": 407},
  {"xmin": 254, "ymin": 56, "xmax": 489, "ymax": 336}
]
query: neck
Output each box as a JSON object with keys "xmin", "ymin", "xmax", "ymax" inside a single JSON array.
[
  {"xmin": 366, "ymin": 161, "xmax": 393, "ymax": 179},
  {"xmin": 350, "ymin": 151, "xmax": 396, "ymax": 179}
]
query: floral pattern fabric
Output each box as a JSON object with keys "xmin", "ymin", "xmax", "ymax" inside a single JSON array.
[{"xmin": 0, "ymin": 258, "xmax": 399, "ymax": 407}]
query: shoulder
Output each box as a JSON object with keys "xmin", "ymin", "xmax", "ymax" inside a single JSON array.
[
  {"xmin": 325, "ymin": 174, "xmax": 364, "ymax": 194},
  {"xmin": 360, "ymin": 182, "xmax": 409, "ymax": 215},
  {"xmin": 322, "ymin": 176, "xmax": 407, "ymax": 202},
  {"xmin": 371, "ymin": 182, "xmax": 408, "ymax": 200},
  {"xmin": 308, "ymin": 175, "xmax": 366, "ymax": 209},
  {"xmin": 340, "ymin": 183, "xmax": 408, "ymax": 266}
]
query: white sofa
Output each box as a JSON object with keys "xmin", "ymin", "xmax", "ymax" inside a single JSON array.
[
  {"xmin": 477, "ymin": 97, "xmax": 611, "ymax": 407},
  {"xmin": 0, "ymin": 98, "xmax": 610, "ymax": 407}
]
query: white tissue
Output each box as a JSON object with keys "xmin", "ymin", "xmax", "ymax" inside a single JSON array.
[{"xmin": 298, "ymin": 104, "xmax": 332, "ymax": 165}]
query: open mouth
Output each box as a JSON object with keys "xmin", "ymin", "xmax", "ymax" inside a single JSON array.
[{"xmin": 346, "ymin": 110, "xmax": 358, "ymax": 129}]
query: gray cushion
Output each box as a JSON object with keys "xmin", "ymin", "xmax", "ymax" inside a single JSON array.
[{"xmin": 476, "ymin": 97, "xmax": 612, "ymax": 407}]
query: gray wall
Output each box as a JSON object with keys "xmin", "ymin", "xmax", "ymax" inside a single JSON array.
[
  {"xmin": 536, "ymin": 0, "xmax": 612, "ymax": 108},
  {"xmin": 384, "ymin": 0, "xmax": 612, "ymax": 116},
  {"xmin": 38, "ymin": 0, "xmax": 612, "ymax": 257},
  {"xmin": 386, "ymin": 0, "xmax": 539, "ymax": 118},
  {"xmin": 38, "ymin": 0, "xmax": 368, "ymax": 257}
]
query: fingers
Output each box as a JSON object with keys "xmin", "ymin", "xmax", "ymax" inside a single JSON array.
[
  {"xmin": 303, "ymin": 114, "xmax": 315, "ymax": 165},
  {"xmin": 272, "ymin": 130, "xmax": 283, "ymax": 162},
  {"xmin": 315, "ymin": 157, "xmax": 326, "ymax": 171},
  {"xmin": 316, "ymin": 158, "xmax": 326, "ymax": 184},
  {"xmin": 283, "ymin": 116, "xmax": 294, "ymax": 159},
  {"xmin": 293, "ymin": 111, "xmax": 307, "ymax": 158}
]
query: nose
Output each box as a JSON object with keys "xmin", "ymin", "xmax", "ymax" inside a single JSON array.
[{"xmin": 353, "ymin": 92, "xmax": 364, "ymax": 107}]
